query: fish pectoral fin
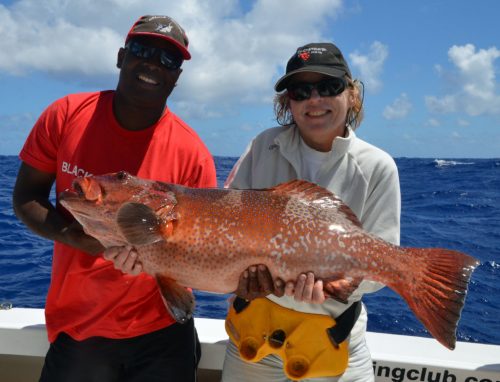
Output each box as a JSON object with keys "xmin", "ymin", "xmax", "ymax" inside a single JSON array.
[
  {"xmin": 117, "ymin": 202, "xmax": 164, "ymax": 246},
  {"xmin": 156, "ymin": 274, "xmax": 195, "ymax": 324}
]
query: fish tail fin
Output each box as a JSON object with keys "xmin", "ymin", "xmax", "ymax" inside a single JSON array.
[{"xmin": 389, "ymin": 248, "xmax": 479, "ymax": 350}]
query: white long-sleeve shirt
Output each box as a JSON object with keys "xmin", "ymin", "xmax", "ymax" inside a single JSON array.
[{"xmin": 225, "ymin": 124, "xmax": 401, "ymax": 324}]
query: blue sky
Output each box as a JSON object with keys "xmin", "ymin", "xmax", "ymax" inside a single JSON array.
[{"xmin": 1, "ymin": 0, "xmax": 499, "ymax": 158}]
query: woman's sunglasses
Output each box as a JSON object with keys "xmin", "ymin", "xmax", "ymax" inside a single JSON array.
[
  {"xmin": 287, "ymin": 78, "xmax": 347, "ymax": 101},
  {"xmin": 125, "ymin": 40, "xmax": 183, "ymax": 71}
]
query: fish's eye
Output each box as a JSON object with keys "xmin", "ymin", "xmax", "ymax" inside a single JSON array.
[{"xmin": 116, "ymin": 171, "xmax": 129, "ymax": 181}]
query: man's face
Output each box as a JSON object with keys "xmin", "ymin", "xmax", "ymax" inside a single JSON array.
[{"xmin": 116, "ymin": 36, "xmax": 183, "ymax": 108}]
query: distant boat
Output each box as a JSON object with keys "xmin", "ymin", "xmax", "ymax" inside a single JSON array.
[{"xmin": 1, "ymin": 307, "xmax": 499, "ymax": 382}]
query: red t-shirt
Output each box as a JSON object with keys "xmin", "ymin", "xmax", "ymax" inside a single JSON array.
[{"xmin": 20, "ymin": 91, "xmax": 217, "ymax": 342}]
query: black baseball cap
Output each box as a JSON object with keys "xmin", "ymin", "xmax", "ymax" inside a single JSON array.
[
  {"xmin": 275, "ymin": 43, "xmax": 351, "ymax": 92},
  {"xmin": 126, "ymin": 15, "xmax": 191, "ymax": 60}
]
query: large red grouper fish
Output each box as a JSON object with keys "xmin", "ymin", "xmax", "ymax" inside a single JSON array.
[{"xmin": 59, "ymin": 171, "xmax": 479, "ymax": 350}]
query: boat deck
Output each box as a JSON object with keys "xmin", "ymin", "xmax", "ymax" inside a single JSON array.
[{"xmin": 1, "ymin": 308, "xmax": 499, "ymax": 381}]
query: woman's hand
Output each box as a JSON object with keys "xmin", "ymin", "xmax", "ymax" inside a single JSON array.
[
  {"xmin": 286, "ymin": 273, "xmax": 361, "ymax": 304},
  {"xmin": 285, "ymin": 272, "xmax": 326, "ymax": 303},
  {"xmin": 234, "ymin": 265, "xmax": 361, "ymax": 304}
]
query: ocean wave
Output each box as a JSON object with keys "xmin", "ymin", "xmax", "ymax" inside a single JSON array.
[
  {"xmin": 433, "ymin": 159, "xmax": 475, "ymax": 167},
  {"xmin": 486, "ymin": 260, "xmax": 500, "ymax": 269}
]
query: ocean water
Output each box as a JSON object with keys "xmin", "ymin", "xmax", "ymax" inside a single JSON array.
[{"xmin": 0, "ymin": 155, "xmax": 499, "ymax": 345}]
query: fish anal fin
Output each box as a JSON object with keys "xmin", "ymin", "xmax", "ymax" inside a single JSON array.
[
  {"xmin": 271, "ymin": 180, "xmax": 362, "ymax": 228},
  {"xmin": 117, "ymin": 202, "xmax": 165, "ymax": 246},
  {"xmin": 389, "ymin": 248, "xmax": 480, "ymax": 350},
  {"xmin": 323, "ymin": 276, "xmax": 363, "ymax": 304},
  {"xmin": 156, "ymin": 274, "xmax": 195, "ymax": 324}
]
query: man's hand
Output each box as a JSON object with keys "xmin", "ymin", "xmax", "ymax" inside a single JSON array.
[
  {"xmin": 103, "ymin": 246, "xmax": 143, "ymax": 276},
  {"xmin": 235, "ymin": 264, "xmax": 284, "ymax": 300},
  {"xmin": 61, "ymin": 221, "xmax": 105, "ymax": 255}
]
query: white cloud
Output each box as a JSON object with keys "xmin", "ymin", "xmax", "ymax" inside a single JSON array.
[
  {"xmin": 0, "ymin": 1, "xmax": 123, "ymax": 76},
  {"xmin": 426, "ymin": 118, "xmax": 441, "ymax": 127},
  {"xmin": 349, "ymin": 41, "xmax": 388, "ymax": 93},
  {"xmin": 383, "ymin": 93, "xmax": 412, "ymax": 120},
  {"xmin": 426, "ymin": 44, "xmax": 500, "ymax": 116},
  {"xmin": 174, "ymin": 101, "xmax": 224, "ymax": 119},
  {"xmin": 176, "ymin": 0, "xmax": 344, "ymax": 106},
  {"xmin": 0, "ymin": 0, "xmax": 346, "ymax": 115},
  {"xmin": 425, "ymin": 94, "xmax": 457, "ymax": 114}
]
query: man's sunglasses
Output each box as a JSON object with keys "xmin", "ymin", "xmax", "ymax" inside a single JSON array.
[
  {"xmin": 125, "ymin": 40, "xmax": 183, "ymax": 71},
  {"xmin": 287, "ymin": 78, "xmax": 347, "ymax": 101}
]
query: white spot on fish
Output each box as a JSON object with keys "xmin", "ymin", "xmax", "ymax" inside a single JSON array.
[{"xmin": 328, "ymin": 224, "xmax": 346, "ymax": 233}]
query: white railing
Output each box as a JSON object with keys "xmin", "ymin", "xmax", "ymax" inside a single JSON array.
[{"xmin": 1, "ymin": 308, "xmax": 499, "ymax": 382}]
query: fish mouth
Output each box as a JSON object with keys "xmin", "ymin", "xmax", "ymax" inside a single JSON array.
[
  {"xmin": 73, "ymin": 181, "xmax": 86, "ymax": 197},
  {"xmin": 59, "ymin": 189, "xmax": 79, "ymax": 201},
  {"xmin": 59, "ymin": 179, "xmax": 102, "ymax": 217},
  {"xmin": 60, "ymin": 177, "xmax": 103, "ymax": 203},
  {"xmin": 58, "ymin": 180, "xmax": 86, "ymax": 202}
]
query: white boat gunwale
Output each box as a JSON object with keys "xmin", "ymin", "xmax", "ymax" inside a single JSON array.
[{"xmin": 1, "ymin": 308, "xmax": 499, "ymax": 382}]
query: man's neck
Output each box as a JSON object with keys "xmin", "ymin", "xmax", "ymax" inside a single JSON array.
[{"xmin": 112, "ymin": 91, "xmax": 166, "ymax": 131}]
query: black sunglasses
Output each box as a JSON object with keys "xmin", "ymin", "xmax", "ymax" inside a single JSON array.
[
  {"xmin": 287, "ymin": 78, "xmax": 347, "ymax": 101},
  {"xmin": 125, "ymin": 40, "xmax": 183, "ymax": 71}
]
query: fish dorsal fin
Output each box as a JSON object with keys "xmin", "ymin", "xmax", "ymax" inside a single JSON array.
[
  {"xmin": 270, "ymin": 180, "xmax": 363, "ymax": 229},
  {"xmin": 117, "ymin": 202, "xmax": 174, "ymax": 246},
  {"xmin": 270, "ymin": 180, "xmax": 333, "ymax": 200}
]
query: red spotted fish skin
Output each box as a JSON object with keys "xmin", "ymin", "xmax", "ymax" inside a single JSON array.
[
  {"xmin": 137, "ymin": 185, "xmax": 401, "ymax": 292},
  {"xmin": 59, "ymin": 171, "xmax": 479, "ymax": 350}
]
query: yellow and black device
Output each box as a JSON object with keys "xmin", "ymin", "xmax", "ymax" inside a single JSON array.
[{"xmin": 225, "ymin": 297, "xmax": 361, "ymax": 380}]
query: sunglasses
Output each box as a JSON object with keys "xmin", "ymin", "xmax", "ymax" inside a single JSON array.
[
  {"xmin": 287, "ymin": 78, "xmax": 347, "ymax": 101},
  {"xmin": 125, "ymin": 40, "xmax": 183, "ymax": 70}
]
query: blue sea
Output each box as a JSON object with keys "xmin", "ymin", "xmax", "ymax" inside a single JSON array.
[{"xmin": 0, "ymin": 155, "xmax": 499, "ymax": 345}]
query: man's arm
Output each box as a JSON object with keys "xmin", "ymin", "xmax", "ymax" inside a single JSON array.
[{"xmin": 12, "ymin": 162, "xmax": 104, "ymax": 255}]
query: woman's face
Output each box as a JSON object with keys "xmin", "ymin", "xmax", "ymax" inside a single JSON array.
[{"xmin": 288, "ymin": 72, "xmax": 353, "ymax": 152}]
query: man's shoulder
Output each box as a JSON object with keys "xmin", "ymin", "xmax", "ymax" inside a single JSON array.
[
  {"xmin": 164, "ymin": 111, "xmax": 205, "ymax": 143},
  {"xmin": 160, "ymin": 110, "xmax": 213, "ymax": 157},
  {"xmin": 48, "ymin": 91, "xmax": 112, "ymax": 112},
  {"xmin": 59, "ymin": 90, "xmax": 111, "ymax": 103}
]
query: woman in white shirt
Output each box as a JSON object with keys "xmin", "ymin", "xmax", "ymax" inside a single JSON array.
[{"xmin": 221, "ymin": 42, "xmax": 401, "ymax": 382}]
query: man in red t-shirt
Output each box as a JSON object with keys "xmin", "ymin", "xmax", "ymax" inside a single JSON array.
[{"xmin": 13, "ymin": 15, "xmax": 217, "ymax": 382}]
